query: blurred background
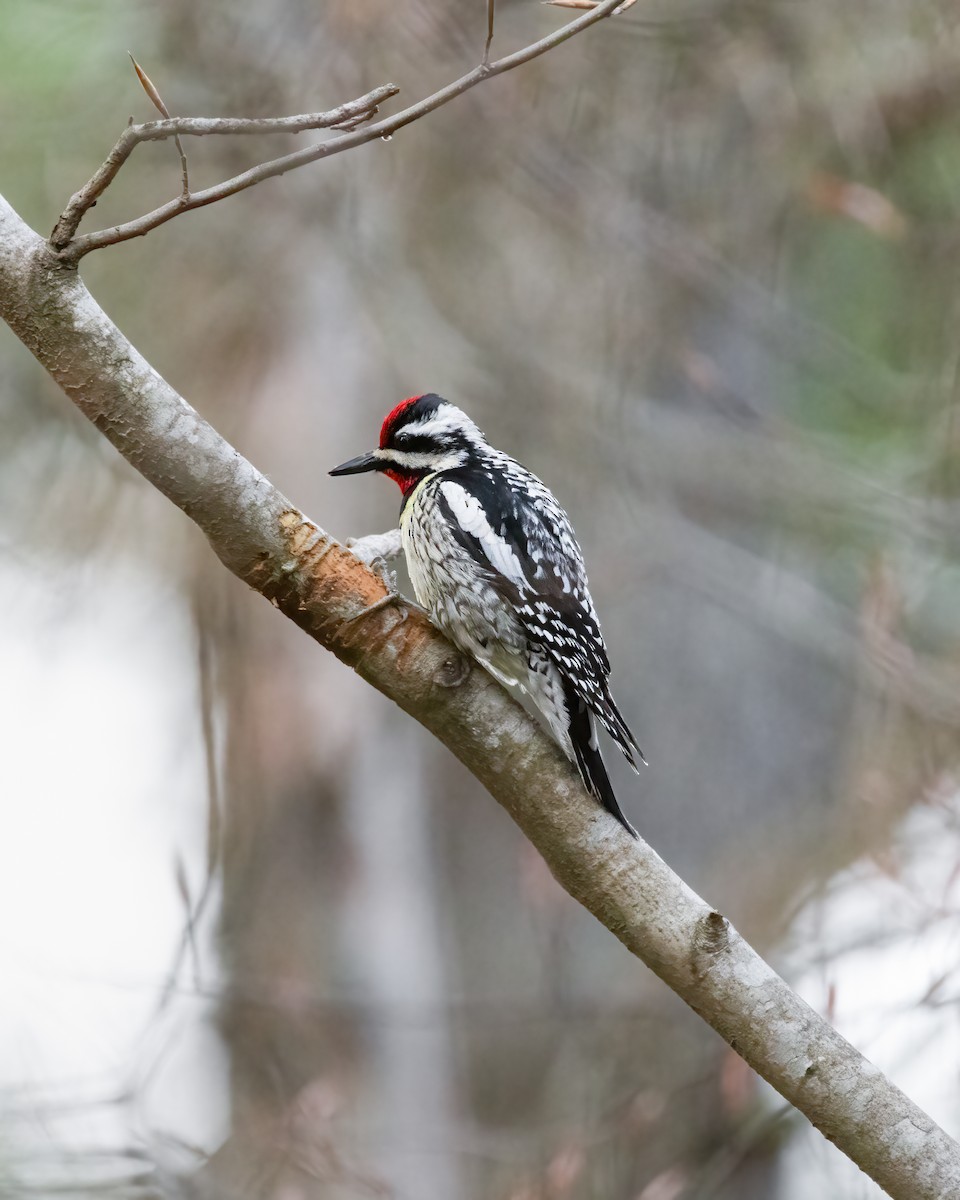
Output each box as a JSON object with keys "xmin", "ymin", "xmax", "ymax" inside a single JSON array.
[{"xmin": 2, "ymin": 0, "xmax": 960, "ymax": 1196}]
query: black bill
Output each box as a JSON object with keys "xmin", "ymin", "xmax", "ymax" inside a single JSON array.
[{"xmin": 329, "ymin": 451, "xmax": 381, "ymax": 476}]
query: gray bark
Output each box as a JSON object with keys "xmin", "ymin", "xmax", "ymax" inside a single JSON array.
[{"xmin": 2, "ymin": 193, "xmax": 959, "ymax": 1200}]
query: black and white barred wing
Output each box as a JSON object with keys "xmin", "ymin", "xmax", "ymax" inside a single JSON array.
[{"xmin": 436, "ymin": 465, "xmax": 644, "ymax": 770}]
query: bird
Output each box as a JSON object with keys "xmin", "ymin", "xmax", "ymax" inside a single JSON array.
[{"xmin": 329, "ymin": 393, "xmax": 644, "ymax": 835}]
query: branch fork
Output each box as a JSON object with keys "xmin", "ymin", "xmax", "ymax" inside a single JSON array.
[{"xmin": 49, "ymin": 82, "xmax": 398, "ymax": 253}]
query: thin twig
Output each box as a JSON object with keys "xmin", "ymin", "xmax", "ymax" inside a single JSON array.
[
  {"xmin": 545, "ymin": 0, "xmax": 638, "ymax": 10},
  {"xmin": 52, "ymin": 0, "xmax": 626, "ymax": 261},
  {"xmin": 129, "ymin": 53, "xmax": 189, "ymax": 202},
  {"xmin": 484, "ymin": 0, "xmax": 496, "ymax": 64},
  {"xmin": 105, "ymin": 104, "xmax": 400, "ymax": 141},
  {"xmin": 155, "ymin": 601, "xmax": 223, "ymax": 1016},
  {"xmin": 49, "ymin": 85, "xmax": 399, "ymax": 249}
]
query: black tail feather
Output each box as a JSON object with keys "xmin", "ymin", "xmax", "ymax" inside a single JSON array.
[
  {"xmin": 565, "ymin": 682, "xmax": 638, "ymax": 837},
  {"xmin": 597, "ymin": 694, "xmax": 647, "ymax": 771}
]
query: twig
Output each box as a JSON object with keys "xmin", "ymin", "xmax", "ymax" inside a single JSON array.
[
  {"xmin": 49, "ymin": 85, "xmax": 399, "ymax": 250},
  {"xmin": 155, "ymin": 604, "xmax": 223, "ymax": 1016},
  {"xmin": 51, "ymin": 0, "xmax": 627, "ymax": 261},
  {"xmin": 129, "ymin": 54, "xmax": 189, "ymax": 202},
  {"xmin": 484, "ymin": 0, "xmax": 496, "ymax": 64},
  {"xmin": 545, "ymin": 0, "xmax": 638, "ymax": 10}
]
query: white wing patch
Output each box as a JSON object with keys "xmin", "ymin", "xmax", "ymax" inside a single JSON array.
[{"xmin": 439, "ymin": 480, "xmax": 530, "ymax": 592}]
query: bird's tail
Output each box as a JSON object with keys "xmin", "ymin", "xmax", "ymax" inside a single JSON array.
[
  {"xmin": 564, "ymin": 681, "xmax": 638, "ymax": 838},
  {"xmin": 595, "ymin": 693, "xmax": 646, "ymax": 772}
]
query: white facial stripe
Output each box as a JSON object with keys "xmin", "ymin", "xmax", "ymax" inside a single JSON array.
[
  {"xmin": 376, "ymin": 448, "xmax": 441, "ymax": 470},
  {"xmin": 377, "ymin": 447, "xmax": 467, "ymax": 472},
  {"xmin": 440, "ymin": 480, "xmax": 529, "ymax": 591}
]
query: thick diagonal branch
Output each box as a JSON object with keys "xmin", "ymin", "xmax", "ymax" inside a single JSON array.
[{"xmin": 2, "ymin": 195, "xmax": 959, "ymax": 1200}]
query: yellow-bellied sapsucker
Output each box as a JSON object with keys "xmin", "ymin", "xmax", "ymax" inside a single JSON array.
[{"xmin": 330, "ymin": 393, "xmax": 644, "ymax": 835}]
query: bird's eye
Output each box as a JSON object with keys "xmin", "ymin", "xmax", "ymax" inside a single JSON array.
[{"xmin": 394, "ymin": 432, "xmax": 411, "ymax": 447}]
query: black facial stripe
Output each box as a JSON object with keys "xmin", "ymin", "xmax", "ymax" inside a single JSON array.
[
  {"xmin": 391, "ymin": 434, "xmax": 441, "ymax": 454},
  {"xmin": 392, "ymin": 430, "xmax": 476, "ymax": 454}
]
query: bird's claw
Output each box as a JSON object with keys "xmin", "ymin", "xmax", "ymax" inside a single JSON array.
[
  {"xmin": 372, "ymin": 557, "xmax": 398, "ymax": 595},
  {"xmin": 345, "ymin": 539, "xmax": 397, "ymax": 586},
  {"xmin": 341, "ymin": 532, "xmax": 407, "ymax": 624},
  {"xmin": 341, "ymin": 586, "xmax": 405, "ymax": 628},
  {"xmin": 340, "ymin": 531, "xmax": 427, "ymax": 629}
]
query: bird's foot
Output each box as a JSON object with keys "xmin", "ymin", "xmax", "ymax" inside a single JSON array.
[
  {"xmin": 345, "ymin": 528, "xmax": 402, "ymax": 567},
  {"xmin": 342, "ymin": 534, "xmax": 404, "ymax": 623},
  {"xmin": 341, "ymin": 531, "xmax": 430, "ymax": 628},
  {"xmin": 341, "ymin": 588, "xmax": 405, "ymax": 627}
]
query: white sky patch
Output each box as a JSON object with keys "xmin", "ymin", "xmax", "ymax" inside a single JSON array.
[
  {"xmin": 775, "ymin": 794, "xmax": 960, "ymax": 1198},
  {"xmin": 0, "ymin": 553, "xmax": 228, "ymax": 1187}
]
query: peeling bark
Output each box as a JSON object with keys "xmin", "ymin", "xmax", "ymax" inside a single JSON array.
[{"xmin": 2, "ymin": 193, "xmax": 959, "ymax": 1200}]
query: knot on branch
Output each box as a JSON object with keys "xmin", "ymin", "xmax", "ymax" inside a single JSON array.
[
  {"xmin": 691, "ymin": 909, "xmax": 730, "ymax": 976},
  {"xmin": 433, "ymin": 652, "xmax": 472, "ymax": 689}
]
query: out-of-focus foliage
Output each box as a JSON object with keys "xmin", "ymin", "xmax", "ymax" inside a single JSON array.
[{"xmin": 2, "ymin": 1, "xmax": 960, "ymax": 1197}]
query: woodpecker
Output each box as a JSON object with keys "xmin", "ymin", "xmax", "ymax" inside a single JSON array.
[{"xmin": 330, "ymin": 393, "xmax": 644, "ymax": 836}]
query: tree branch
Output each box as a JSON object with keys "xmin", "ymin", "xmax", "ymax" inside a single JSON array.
[
  {"xmin": 3, "ymin": 192, "xmax": 959, "ymax": 1200},
  {"xmin": 545, "ymin": 0, "xmax": 639, "ymax": 10},
  {"xmin": 49, "ymin": 85, "xmax": 400, "ymax": 251},
  {"xmin": 50, "ymin": 0, "xmax": 627, "ymax": 262}
]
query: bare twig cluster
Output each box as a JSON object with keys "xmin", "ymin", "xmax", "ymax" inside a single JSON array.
[
  {"xmin": 49, "ymin": 83, "xmax": 398, "ymax": 254},
  {"xmin": 49, "ymin": 0, "xmax": 628, "ymax": 264}
]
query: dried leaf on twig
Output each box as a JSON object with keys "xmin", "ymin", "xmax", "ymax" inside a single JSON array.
[{"xmin": 129, "ymin": 53, "xmax": 171, "ymax": 118}]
